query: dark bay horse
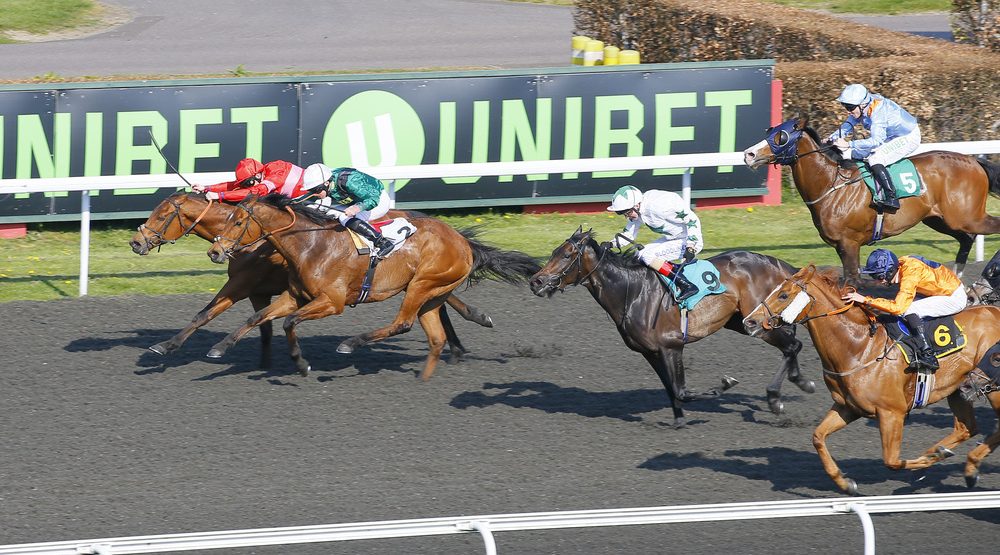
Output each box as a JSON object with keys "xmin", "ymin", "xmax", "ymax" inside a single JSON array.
[
  {"xmin": 528, "ymin": 228, "xmax": 816, "ymax": 428},
  {"xmin": 129, "ymin": 192, "xmax": 494, "ymax": 369},
  {"xmin": 743, "ymin": 116, "xmax": 1000, "ymax": 283},
  {"xmin": 743, "ymin": 265, "xmax": 1000, "ymax": 494},
  {"xmin": 206, "ymin": 194, "xmax": 541, "ymax": 380}
]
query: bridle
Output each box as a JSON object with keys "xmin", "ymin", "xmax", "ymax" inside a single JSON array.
[
  {"xmin": 214, "ymin": 201, "xmax": 297, "ymax": 257},
  {"xmin": 763, "ymin": 128, "xmax": 864, "ymax": 206},
  {"xmin": 137, "ymin": 196, "xmax": 213, "ymax": 250}
]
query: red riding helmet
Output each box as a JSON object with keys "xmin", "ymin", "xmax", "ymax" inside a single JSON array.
[{"xmin": 234, "ymin": 158, "xmax": 265, "ymax": 185}]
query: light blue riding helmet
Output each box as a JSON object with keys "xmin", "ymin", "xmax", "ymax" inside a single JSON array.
[{"xmin": 837, "ymin": 84, "xmax": 872, "ymax": 109}]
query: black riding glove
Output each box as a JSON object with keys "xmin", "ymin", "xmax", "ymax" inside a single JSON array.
[{"xmin": 683, "ymin": 247, "xmax": 696, "ymax": 263}]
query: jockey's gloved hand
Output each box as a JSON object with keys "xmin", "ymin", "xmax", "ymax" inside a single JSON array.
[
  {"xmin": 684, "ymin": 247, "xmax": 697, "ymax": 263},
  {"xmin": 599, "ymin": 241, "xmax": 615, "ymax": 251}
]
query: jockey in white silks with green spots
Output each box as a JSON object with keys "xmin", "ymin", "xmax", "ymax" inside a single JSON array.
[
  {"xmin": 607, "ymin": 185, "xmax": 703, "ymax": 302},
  {"xmin": 300, "ymin": 163, "xmax": 395, "ymax": 258}
]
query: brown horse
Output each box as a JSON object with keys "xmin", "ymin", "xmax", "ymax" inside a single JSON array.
[
  {"xmin": 205, "ymin": 193, "xmax": 541, "ymax": 380},
  {"xmin": 129, "ymin": 192, "xmax": 494, "ymax": 369},
  {"xmin": 743, "ymin": 264, "xmax": 1000, "ymax": 494},
  {"xmin": 743, "ymin": 116, "xmax": 1000, "ymax": 283},
  {"xmin": 528, "ymin": 228, "xmax": 816, "ymax": 428}
]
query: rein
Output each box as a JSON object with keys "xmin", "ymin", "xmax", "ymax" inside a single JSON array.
[
  {"xmin": 775, "ymin": 140, "xmax": 865, "ymax": 206},
  {"xmin": 219, "ymin": 204, "xmax": 298, "ymax": 256}
]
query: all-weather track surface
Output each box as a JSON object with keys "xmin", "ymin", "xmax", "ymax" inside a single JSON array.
[{"xmin": 1, "ymin": 262, "xmax": 998, "ymax": 554}]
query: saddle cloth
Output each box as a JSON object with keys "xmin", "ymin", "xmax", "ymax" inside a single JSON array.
[
  {"xmin": 885, "ymin": 314, "xmax": 966, "ymax": 366},
  {"xmin": 856, "ymin": 159, "xmax": 924, "ymax": 200},
  {"xmin": 346, "ymin": 217, "xmax": 416, "ymax": 257},
  {"xmin": 657, "ymin": 259, "xmax": 727, "ymax": 310}
]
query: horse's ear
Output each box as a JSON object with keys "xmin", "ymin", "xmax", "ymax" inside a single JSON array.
[
  {"xmin": 574, "ymin": 224, "xmax": 583, "ymax": 236},
  {"xmin": 795, "ymin": 115, "xmax": 809, "ymax": 130}
]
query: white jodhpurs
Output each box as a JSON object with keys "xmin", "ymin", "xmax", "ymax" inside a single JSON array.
[
  {"xmin": 903, "ymin": 286, "xmax": 967, "ymax": 318},
  {"xmin": 868, "ymin": 128, "xmax": 921, "ymax": 167}
]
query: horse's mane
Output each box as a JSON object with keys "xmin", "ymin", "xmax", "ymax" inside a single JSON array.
[
  {"xmin": 801, "ymin": 124, "xmax": 855, "ymax": 170},
  {"xmin": 578, "ymin": 230, "xmax": 661, "ymax": 276},
  {"xmin": 258, "ymin": 193, "xmax": 338, "ymax": 226}
]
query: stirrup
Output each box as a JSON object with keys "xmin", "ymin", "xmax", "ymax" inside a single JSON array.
[
  {"xmin": 675, "ymin": 286, "xmax": 698, "ymax": 302},
  {"xmin": 374, "ymin": 239, "xmax": 394, "ymax": 259}
]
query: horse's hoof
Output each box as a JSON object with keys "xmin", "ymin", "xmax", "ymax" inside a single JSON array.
[
  {"xmin": 796, "ymin": 378, "xmax": 817, "ymax": 394},
  {"xmin": 966, "ymin": 470, "xmax": 980, "ymax": 488},
  {"xmin": 148, "ymin": 343, "xmax": 169, "ymax": 356},
  {"xmin": 671, "ymin": 417, "xmax": 687, "ymax": 429},
  {"xmin": 844, "ymin": 478, "xmax": 860, "ymax": 496},
  {"xmin": 484, "ymin": 316, "xmax": 494, "ymax": 328},
  {"xmin": 336, "ymin": 342, "xmax": 354, "ymax": 354},
  {"xmin": 913, "ymin": 469, "xmax": 928, "ymax": 482},
  {"xmin": 768, "ymin": 399, "xmax": 785, "ymax": 415},
  {"xmin": 206, "ymin": 348, "xmax": 224, "ymax": 359},
  {"xmin": 721, "ymin": 376, "xmax": 739, "ymax": 390},
  {"xmin": 936, "ymin": 446, "xmax": 956, "ymax": 460},
  {"xmin": 298, "ymin": 364, "xmax": 310, "ymax": 377}
]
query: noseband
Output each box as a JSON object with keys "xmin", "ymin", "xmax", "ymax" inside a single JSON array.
[{"xmin": 546, "ymin": 238, "xmax": 608, "ymax": 291}]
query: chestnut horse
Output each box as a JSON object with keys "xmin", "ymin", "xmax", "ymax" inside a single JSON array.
[
  {"xmin": 743, "ymin": 116, "xmax": 1000, "ymax": 283},
  {"xmin": 528, "ymin": 228, "xmax": 816, "ymax": 428},
  {"xmin": 743, "ymin": 265, "xmax": 1000, "ymax": 494},
  {"xmin": 129, "ymin": 192, "xmax": 494, "ymax": 369},
  {"xmin": 206, "ymin": 194, "xmax": 540, "ymax": 380}
]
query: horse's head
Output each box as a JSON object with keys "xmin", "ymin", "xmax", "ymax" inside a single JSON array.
[
  {"xmin": 529, "ymin": 226, "xmax": 599, "ymax": 297},
  {"xmin": 968, "ymin": 250, "xmax": 1000, "ymax": 305},
  {"xmin": 207, "ymin": 195, "xmax": 269, "ymax": 264},
  {"xmin": 130, "ymin": 192, "xmax": 209, "ymax": 255},
  {"xmin": 743, "ymin": 116, "xmax": 809, "ymax": 169},
  {"xmin": 742, "ymin": 264, "xmax": 823, "ymax": 336}
]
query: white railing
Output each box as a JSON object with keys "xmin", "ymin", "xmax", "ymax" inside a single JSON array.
[
  {"xmin": 1, "ymin": 491, "xmax": 999, "ymax": 555},
  {"xmin": 1, "ymin": 141, "xmax": 999, "ymax": 296}
]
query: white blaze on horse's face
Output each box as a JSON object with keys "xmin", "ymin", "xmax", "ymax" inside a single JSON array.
[
  {"xmin": 743, "ymin": 139, "xmax": 769, "ymax": 168},
  {"xmin": 780, "ymin": 290, "xmax": 811, "ymax": 324}
]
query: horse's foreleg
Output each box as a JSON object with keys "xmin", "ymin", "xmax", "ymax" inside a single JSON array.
[
  {"xmin": 446, "ymin": 294, "xmax": 494, "ymax": 328},
  {"xmin": 759, "ymin": 328, "xmax": 814, "ymax": 414},
  {"xmin": 903, "ymin": 392, "xmax": 975, "ymax": 473},
  {"xmin": 416, "ymin": 307, "xmax": 449, "ymax": 381},
  {"xmin": 338, "ymin": 280, "xmax": 458, "ymax": 354},
  {"xmin": 644, "ymin": 350, "xmax": 685, "ymax": 428},
  {"xmin": 249, "ymin": 294, "xmax": 274, "ymax": 370},
  {"xmin": 206, "ymin": 292, "xmax": 298, "ymax": 360},
  {"xmin": 814, "ymin": 404, "xmax": 861, "ymax": 494},
  {"xmin": 150, "ymin": 291, "xmax": 240, "ymax": 355},
  {"xmin": 281, "ymin": 296, "xmax": 345, "ymax": 376}
]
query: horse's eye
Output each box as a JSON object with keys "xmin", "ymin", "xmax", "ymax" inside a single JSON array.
[
  {"xmin": 778, "ymin": 292, "xmax": 788, "ymax": 301},
  {"xmin": 235, "ymin": 221, "xmax": 243, "ymax": 227},
  {"xmin": 776, "ymin": 131, "xmax": 789, "ymax": 146}
]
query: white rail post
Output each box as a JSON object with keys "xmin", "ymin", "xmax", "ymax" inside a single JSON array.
[
  {"xmin": 79, "ymin": 191, "xmax": 91, "ymax": 296},
  {"xmin": 976, "ymin": 234, "xmax": 984, "ymax": 262},
  {"xmin": 682, "ymin": 168, "xmax": 692, "ymax": 208},
  {"xmin": 457, "ymin": 520, "xmax": 497, "ymax": 555}
]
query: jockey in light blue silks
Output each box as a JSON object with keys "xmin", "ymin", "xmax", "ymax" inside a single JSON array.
[
  {"xmin": 300, "ymin": 163, "xmax": 395, "ymax": 258},
  {"xmin": 607, "ymin": 185, "xmax": 704, "ymax": 302},
  {"xmin": 826, "ymin": 83, "xmax": 921, "ymax": 211}
]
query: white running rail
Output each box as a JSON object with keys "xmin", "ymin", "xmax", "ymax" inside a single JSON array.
[{"xmin": 1, "ymin": 491, "xmax": 998, "ymax": 555}]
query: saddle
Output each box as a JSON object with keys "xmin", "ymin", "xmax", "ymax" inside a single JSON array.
[
  {"xmin": 884, "ymin": 314, "xmax": 966, "ymax": 367},
  {"xmin": 656, "ymin": 259, "xmax": 727, "ymax": 311},
  {"xmin": 345, "ymin": 217, "xmax": 416, "ymax": 258}
]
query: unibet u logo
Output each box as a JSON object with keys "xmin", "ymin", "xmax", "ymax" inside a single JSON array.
[{"xmin": 324, "ymin": 90, "xmax": 425, "ymax": 189}]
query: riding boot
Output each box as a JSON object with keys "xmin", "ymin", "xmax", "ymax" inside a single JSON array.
[
  {"xmin": 656, "ymin": 262, "xmax": 698, "ymax": 302},
  {"xmin": 345, "ymin": 217, "xmax": 394, "ymax": 258},
  {"xmin": 871, "ymin": 163, "xmax": 900, "ymax": 211},
  {"xmin": 904, "ymin": 313, "xmax": 939, "ymax": 372}
]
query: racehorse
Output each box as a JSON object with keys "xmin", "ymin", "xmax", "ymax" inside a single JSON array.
[
  {"xmin": 206, "ymin": 193, "xmax": 541, "ymax": 380},
  {"xmin": 129, "ymin": 192, "xmax": 495, "ymax": 369},
  {"xmin": 528, "ymin": 228, "xmax": 816, "ymax": 428},
  {"xmin": 743, "ymin": 264, "xmax": 1000, "ymax": 494},
  {"xmin": 967, "ymin": 248, "xmax": 1000, "ymax": 306},
  {"xmin": 743, "ymin": 116, "xmax": 1000, "ymax": 284}
]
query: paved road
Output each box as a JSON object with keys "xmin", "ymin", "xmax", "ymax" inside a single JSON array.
[{"xmin": 0, "ymin": 1, "xmax": 950, "ymax": 81}]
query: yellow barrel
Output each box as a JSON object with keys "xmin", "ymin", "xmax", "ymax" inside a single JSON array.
[
  {"xmin": 603, "ymin": 45, "xmax": 620, "ymax": 66},
  {"xmin": 571, "ymin": 35, "xmax": 590, "ymax": 65},
  {"xmin": 583, "ymin": 39, "xmax": 604, "ymax": 66},
  {"xmin": 619, "ymin": 49, "xmax": 641, "ymax": 65}
]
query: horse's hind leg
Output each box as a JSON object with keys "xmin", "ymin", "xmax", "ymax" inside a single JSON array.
[
  {"xmin": 280, "ymin": 296, "xmax": 345, "ymax": 376},
  {"xmin": 446, "ymin": 294, "xmax": 494, "ymax": 328},
  {"xmin": 759, "ymin": 327, "xmax": 814, "ymax": 414},
  {"xmin": 417, "ymin": 306, "xmax": 449, "ymax": 381},
  {"xmin": 895, "ymin": 392, "xmax": 975, "ymax": 473},
  {"xmin": 338, "ymin": 279, "xmax": 460, "ymax": 354},
  {"xmin": 249, "ymin": 294, "xmax": 274, "ymax": 370},
  {"xmin": 922, "ymin": 217, "xmax": 974, "ymax": 277},
  {"xmin": 964, "ymin": 389, "xmax": 1000, "ymax": 487},
  {"xmin": 439, "ymin": 306, "xmax": 467, "ymax": 364}
]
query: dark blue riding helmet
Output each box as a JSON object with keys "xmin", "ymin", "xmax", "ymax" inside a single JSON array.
[{"xmin": 860, "ymin": 249, "xmax": 899, "ymax": 281}]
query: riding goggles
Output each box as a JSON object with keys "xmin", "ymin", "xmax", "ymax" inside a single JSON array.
[{"xmin": 841, "ymin": 102, "xmax": 859, "ymax": 112}]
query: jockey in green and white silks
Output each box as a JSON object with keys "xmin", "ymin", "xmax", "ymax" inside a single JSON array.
[
  {"xmin": 826, "ymin": 84, "xmax": 921, "ymax": 211},
  {"xmin": 300, "ymin": 163, "xmax": 395, "ymax": 258},
  {"xmin": 607, "ymin": 185, "xmax": 704, "ymax": 301}
]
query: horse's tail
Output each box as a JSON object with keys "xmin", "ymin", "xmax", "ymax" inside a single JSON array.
[
  {"xmin": 460, "ymin": 227, "xmax": 542, "ymax": 286},
  {"xmin": 978, "ymin": 158, "xmax": 1000, "ymax": 198}
]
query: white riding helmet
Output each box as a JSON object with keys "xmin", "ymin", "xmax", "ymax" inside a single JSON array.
[
  {"xmin": 836, "ymin": 84, "xmax": 872, "ymax": 108},
  {"xmin": 302, "ymin": 163, "xmax": 333, "ymax": 190},
  {"xmin": 606, "ymin": 185, "xmax": 642, "ymax": 212}
]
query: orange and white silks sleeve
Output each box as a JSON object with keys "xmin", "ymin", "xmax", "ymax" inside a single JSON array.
[{"xmin": 864, "ymin": 257, "xmax": 963, "ymax": 315}]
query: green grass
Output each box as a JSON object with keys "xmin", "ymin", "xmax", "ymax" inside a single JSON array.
[
  {"xmin": 4, "ymin": 192, "xmax": 999, "ymax": 303},
  {"xmin": 767, "ymin": 0, "xmax": 951, "ymax": 14},
  {"xmin": 0, "ymin": 0, "xmax": 98, "ymax": 42}
]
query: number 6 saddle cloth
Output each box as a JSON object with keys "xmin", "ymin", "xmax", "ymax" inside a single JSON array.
[{"xmin": 885, "ymin": 315, "xmax": 966, "ymax": 367}]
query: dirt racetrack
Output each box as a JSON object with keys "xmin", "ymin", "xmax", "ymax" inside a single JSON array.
[{"xmin": 1, "ymin": 265, "xmax": 998, "ymax": 554}]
